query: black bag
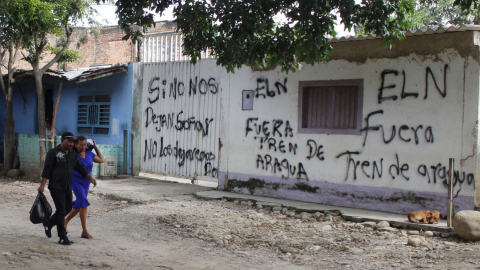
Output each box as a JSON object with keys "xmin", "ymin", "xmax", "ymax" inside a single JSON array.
[{"xmin": 29, "ymin": 192, "xmax": 52, "ymax": 224}]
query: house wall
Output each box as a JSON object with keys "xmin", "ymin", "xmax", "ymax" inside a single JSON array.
[
  {"xmin": 131, "ymin": 63, "xmax": 144, "ymax": 176},
  {"xmin": 112, "ymin": 31, "xmax": 480, "ymax": 214},
  {"xmin": 13, "ymin": 133, "xmax": 124, "ymax": 177},
  {"xmin": 215, "ymin": 31, "xmax": 480, "ymax": 214},
  {"xmin": 11, "ymin": 63, "xmax": 134, "ymax": 176},
  {"xmin": 0, "ymin": 90, "xmax": 6, "ymax": 162},
  {"xmin": 12, "ymin": 80, "xmax": 38, "ymax": 134}
]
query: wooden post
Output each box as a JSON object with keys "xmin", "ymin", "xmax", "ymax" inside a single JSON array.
[
  {"xmin": 50, "ymin": 79, "xmax": 65, "ymax": 149},
  {"xmin": 447, "ymin": 158, "xmax": 454, "ymax": 227}
]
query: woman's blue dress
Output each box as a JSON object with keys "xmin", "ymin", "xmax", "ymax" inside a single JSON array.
[{"xmin": 72, "ymin": 150, "xmax": 95, "ymax": 209}]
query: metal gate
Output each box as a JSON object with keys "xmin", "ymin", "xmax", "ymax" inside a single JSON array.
[{"xmin": 140, "ymin": 61, "xmax": 221, "ymax": 180}]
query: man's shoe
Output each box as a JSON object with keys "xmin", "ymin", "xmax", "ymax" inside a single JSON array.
[
  {"xmin": 42, "ymin": 222, "xmax": 52, "ymax": 238},
  {"xmin": 58, "ymin": 237, "xmax": 74, "ymax": 245}
]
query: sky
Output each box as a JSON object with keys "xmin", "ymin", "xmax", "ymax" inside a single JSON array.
[{"xmin": 91, "ymin": 4, "xmax": 354, "ymax": 37}]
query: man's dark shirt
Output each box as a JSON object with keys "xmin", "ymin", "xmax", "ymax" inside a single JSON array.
[{"xmin": 41, "ymin": 144, "xmax": 89, "ymax": 191}]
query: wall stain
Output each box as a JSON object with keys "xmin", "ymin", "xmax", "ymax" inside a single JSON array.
[
  {"xmin": 289, "ymin": 182, "xmax": 319, "ymax": 193},
  {"xmin": 329, "ymin": 31, "xmax": 478, "ymax": 64},
  {"xmin": 335, "ymin": 190, "xmax": 430, "ymax": 207},
  {"xmin": 226, "ymin": 178, "xmax": 266, "ymax": 194},
  {"xmin": 227, "ymin": 178, "xmax": 431, "ymax": 207}
]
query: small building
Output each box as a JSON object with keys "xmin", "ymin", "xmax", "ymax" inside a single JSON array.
[
  {"xmin": 3, "ymin": 63, "xmax": 133, "ymax": 177},
  {"xmin": 134, "ymin": 26, "xmax": 480, "ymax": 214}
]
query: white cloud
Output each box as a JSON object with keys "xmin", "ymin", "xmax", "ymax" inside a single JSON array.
[{"xmin": 87, "ymin": 4, "xmax": 175, "ymax": 27}]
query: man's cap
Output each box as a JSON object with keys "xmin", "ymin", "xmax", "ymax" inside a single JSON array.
[{"xmin": 61, "ymin": 132, "xmax": 76, "ymax": 141}]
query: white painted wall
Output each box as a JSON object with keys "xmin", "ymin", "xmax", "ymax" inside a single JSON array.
[
  {"xmin": 221, "ymin": 47, "xmax": 479, "ymax": 198},
  {"xmin": 137, "ymin": 32, "xmax": 480, "ymax": 212}
]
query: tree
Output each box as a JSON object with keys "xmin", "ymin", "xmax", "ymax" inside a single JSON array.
[
  {"xmin": 410, "ymin": 0, "xmax": 477, "ymax": 27},
  {"xmin": 454, "ymin": 0, "xmax": 480, "ymax": 22},
  {"xmin": 355, "ymin": 0, "xmax": 478, "ymax": 34},
  {"xmin": 110, "ymin": 0, "xmax": 415, "ymax": 72},
  {"xmin": 0, "ymin": 0, "xmax": 29, "ymax": 174},
  {"xmin": 20, "ymin": 0, "xmax": 95, "ymax": 170}
]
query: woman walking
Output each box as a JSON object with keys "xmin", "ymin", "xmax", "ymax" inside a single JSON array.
[{"xmin": 65, "ymin": 136, "xmax": 105, "ymax": 239}]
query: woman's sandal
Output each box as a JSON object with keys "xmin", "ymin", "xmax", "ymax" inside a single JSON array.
[{"xmin": 81, "ymin": 233, "xmax": 93, "ymax": 239}]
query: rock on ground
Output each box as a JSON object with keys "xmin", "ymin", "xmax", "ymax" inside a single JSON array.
[
  {"xmin": 349, "ymin": 248, "xmax": 364, "ymax": 255},
  {"xmin": 376, "ymin": 221, "xmax": 390, "ymax": 228},
  {"xmin": 2, "ymin": 179, "xmax": 480, "ymax": 269},
  {"xmin": 453, "ymin": 210, "xmax": 480, "ymax": 241},
  {"xmin": 408, "ymin": 238, "xmax": 422, "ymax": 247},
  {"xmin": 424, "ymin": 231, "xmax": 434, "ymax": 237},
  {"xmin": 7, "ymin": 169, "xmax": 24, "ymax": 178},
  {"xmin": 362, "ymin": 221, "xmax": 376, "ymax": 228},
  {"xmin": 378, "ymin": 227, "xmax": 396, "ymax": 232}
]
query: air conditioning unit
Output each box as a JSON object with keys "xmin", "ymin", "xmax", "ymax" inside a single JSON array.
[{"xmin": 100, "ymin": 157, "xmax": 117, "ymax": 179}]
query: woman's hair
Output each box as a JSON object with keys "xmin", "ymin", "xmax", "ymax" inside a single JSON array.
[
  {"xmin": 76, "ymin": 135, "xmax": 87, "ymax": 142},
  {"xmin": 73, "ymin": 135, "xmax": 88, "ymax": 152}
]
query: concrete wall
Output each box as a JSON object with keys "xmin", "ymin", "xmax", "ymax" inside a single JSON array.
[
  {"xmin": 91, "ymin": 144, "xmax": 124, "ymax": 177},
  {"xmin": 15, "ymin": 133, "xmax": 43, "ymax": 175},
  {"xmin": 215, "ymin": 31, "xmax": 480, "ymax": 214},
  {"xmin": 131, "ymin": 63, "xmax": 144, "ymax": 176},
  {"xmin": 130, "ymin": 31, "xmax": 480, "ymax": 214},
  {"xmin": 14, "ymin": 133, "xmax": 123, "ymax": 177}
]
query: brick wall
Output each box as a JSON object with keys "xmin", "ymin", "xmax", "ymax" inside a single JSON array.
[{"xmin": 2, "ymin": 21, "xmax": 177, "ymax": 71}]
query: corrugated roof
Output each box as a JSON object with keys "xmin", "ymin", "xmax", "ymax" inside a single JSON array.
[
  {"xmin": 4, "ymin": 63, "xmax": 128, "ymax": 83},
  {"xmin": 330, "ymin": 25, "xmax": 480, "ymax": 43}
]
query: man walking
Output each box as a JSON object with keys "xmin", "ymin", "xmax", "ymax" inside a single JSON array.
[{"xmin": 38, "ymin": 132, "xmax": 97, "ymax": 245}]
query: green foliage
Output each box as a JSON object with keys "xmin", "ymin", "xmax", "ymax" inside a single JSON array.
[
  {"xmin": 454, "ymin": 0, "xmax": 480, "ymax": 13},
  {"xmin": 77, "ymin": 31, "xmax": 88, "ymax": 43},
  {"xmin": 415, "ymin": 0, "xmax": 478, "ymax": 26},
  {"xmin": 106, "ymin": 0, "xmax": 415, "ymax": 72},
  {"xmin": 357, "ymin": 0, "xmax": 478, "ymax": 35},
  {"xmin": 49, "ymin": 46, "xmax": 81, "ymax": 63},
  {"xmin": 56, "ymin": 36, "xmax": 69, "ymax": 48},
  {"xmin": 0, "ymin": 0, "xmax": 34, "ymax": 51},
  {"xmin": 19, "ymin": 0, "xmax": 97, "ymax": 67}
]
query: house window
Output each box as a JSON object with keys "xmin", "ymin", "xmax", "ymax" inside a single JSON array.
[
  {"xmin": 77, "ymin": 94, "xmax": 111, "ymax": 135},
  {"xmin": 298, "ymin": 79, "xmax": 363, "ymax": 135}
]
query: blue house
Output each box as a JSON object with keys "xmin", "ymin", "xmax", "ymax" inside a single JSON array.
[{"xmin": 2, "ymin": 63, "xmax": 134, "ymax": 177}]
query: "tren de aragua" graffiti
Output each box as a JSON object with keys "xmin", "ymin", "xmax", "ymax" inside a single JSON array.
[
  {"xmin": 244, "ymin": 65, "xmax": 475, "ymax": 192},
  {"xmin": 245, "ymin": 116, "xmax": 325, "ymax": 181}
]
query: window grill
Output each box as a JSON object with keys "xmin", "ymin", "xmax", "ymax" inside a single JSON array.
[{"xmin": 77, "ymin": 94, "xmax": 111, "ymax": 135}]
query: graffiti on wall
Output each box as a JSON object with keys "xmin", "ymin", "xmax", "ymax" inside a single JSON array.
[
  {"xmin": 241, "ymin": 78, "xmax": 288, "ymax": 99},
  {"xmin": 148, "ymin": 76, "xmax": 219, "ymax": 101},
  {"xmin": 244, "ymin": 67, "xmax": 475, "ymax": 191},
  {"xmin": 143, "ymin": 75, "xmax": 220, "ymax": 177}
]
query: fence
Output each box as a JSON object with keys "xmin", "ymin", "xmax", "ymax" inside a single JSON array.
[{"xmin": 139, "ymin": 31, "xmax": 215, "ymax": 63}]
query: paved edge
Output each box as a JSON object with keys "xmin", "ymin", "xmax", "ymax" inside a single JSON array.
[{"xmin": 195, "ymin": 191, "xmax": 455, "ymax": 233}]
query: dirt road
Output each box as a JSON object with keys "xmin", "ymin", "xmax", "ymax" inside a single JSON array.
[{"xmin": 1, "ymin": 179, "xmax": 480, "ymax": 269}]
